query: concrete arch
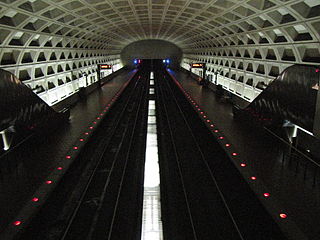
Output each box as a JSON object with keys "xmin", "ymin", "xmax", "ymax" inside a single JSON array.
[
  {"xmin": 120, "ymin": 39, "xmax": 182, "ymax": 68},
  {"xmin": 0, "ymin": 0, "xmax": 318, "ymax": 105}
]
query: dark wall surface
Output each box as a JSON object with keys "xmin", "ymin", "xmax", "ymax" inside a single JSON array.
[{"xmin": 120, "ymin": 39, "xmax": 183, "ymax": 68}]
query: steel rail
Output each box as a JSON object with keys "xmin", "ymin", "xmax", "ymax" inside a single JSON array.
[
  {"xmin": 155, "ymin": 70, "xmax": 199, "ymax": 240},
  {"xmin": 163, "ymin": 71, "xmax": 245, "ymax": 240},
  {"xmin": 60, "ymin": 74, "xmax": 143, "ymax": 240},
  {"xmin": 106, "ymin": 72, "xmax": 149, "ymax": 240}
]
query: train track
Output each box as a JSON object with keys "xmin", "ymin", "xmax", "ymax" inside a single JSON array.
[
  {"xmin": 17, "ymin": 70, "xmax": 150, "ymax": 240},
  {"xmin": 155, "ymin": 67, "xmax": 286, "ymax": 240},
  {"xmin": 15, "ymin": 63, "xmax": 287, "ymax": 240}
]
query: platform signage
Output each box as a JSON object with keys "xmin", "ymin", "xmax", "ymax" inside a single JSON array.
[
  {"xmin": 99, "ymin": 64, "xmax": 112, "ymax": 69},
  {"xmin": 191, "ymin": 63, "xmax": 205, "ymax": 68},
  {"xmin": 98, "ymin": 64, "xmax": 113, "ymax": 81}
]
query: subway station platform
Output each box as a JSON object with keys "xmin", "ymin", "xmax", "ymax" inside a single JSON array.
[
  {"xmin": 0, "ymin": 69, "xmax": 136, "ymax": 233},
  {"xmin": 170, "ymin": 69, "xmax": 320, "ymax": 240},
  {"xmin": 1, "ymin": 66, "xmax": 319, "ymax": 240}
]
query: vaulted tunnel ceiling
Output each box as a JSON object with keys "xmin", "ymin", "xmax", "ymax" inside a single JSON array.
[
  {"xmin": 0, "ymin": 0, "xmax": 319, "ymax": 106},
  {"xmin": 0, "ymin": 0, "xmax": 319, "ymax": 52}
]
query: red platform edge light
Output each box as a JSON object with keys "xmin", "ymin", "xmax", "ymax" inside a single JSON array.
[
  {"xmin": 32, "ymin": 197, "xmax": 39, "ymax": 202},
  {"xmin": 251, "ymin": 176, "xmax": 257, "ymax": 180},
  {"xmin": 240, "ymin": 163, "xmax": 246, "ymax": 167},
  {"xmin": 46, "ymin": 180, "xmax": 52, "ymax": 184},
  {"xmin": 66, "ymin": 155, "xmax": 71, "ymax": 159},
  {"xmin": 13, "ymin": 221, "xmax": 21, "ymax": 226},
  {"xmin": 280, "ymin": 213, "xmax": 287, "ymax": 219},
  {"xmin": 263, "ymin": 193, "xmax": 270, "ymax": 197}
]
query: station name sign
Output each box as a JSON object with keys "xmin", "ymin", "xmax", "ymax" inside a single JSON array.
[
  {"xmin": 191, "ymin": 63, "xmax": 205, "ymax": 68},
  {"xmin": 99, "ymin": 64, "xmax": 112, "ymax": 70}
]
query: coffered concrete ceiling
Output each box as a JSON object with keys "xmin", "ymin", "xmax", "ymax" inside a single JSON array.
[
  {"xmin": 0, "ymin": 0, "xmax": 319, "ymax": 51},
  {"xmin": 0, "ymin": 0, "xmax": 319, "ymax": 105}
]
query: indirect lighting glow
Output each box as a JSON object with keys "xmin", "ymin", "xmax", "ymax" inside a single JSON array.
[
  {"xmin": 294, "ymin": 124, "xmax": 314, "ymax": 136},
  {"xmin": 141, "ymin": 83, "xmax": 163, "ymax": 240}
]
